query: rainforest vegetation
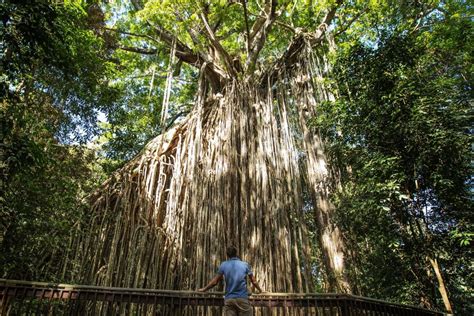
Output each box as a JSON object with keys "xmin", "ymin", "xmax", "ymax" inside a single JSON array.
[{"xmin": 1, "ymin": 0, "xmax": 472, "ymax": 315}]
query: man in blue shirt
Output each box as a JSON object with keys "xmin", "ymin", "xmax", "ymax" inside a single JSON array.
[{"xmin": 198, "ymin": 246, "xmax": 263, "ymax": 315}]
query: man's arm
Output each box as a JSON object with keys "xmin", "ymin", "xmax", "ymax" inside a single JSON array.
[
  {"xmin": 249, "ymin": 274, "xmax": 263, "ymax": 293},
  {"xmin": 197, "ymin": 274, "xmax": 223, "ymax": 292}
]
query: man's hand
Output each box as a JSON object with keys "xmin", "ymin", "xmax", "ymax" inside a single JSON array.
[
  {"xmin": 198, "ymin": 274, "xmax": 223, "ymax": 292},
  {"xmin": 249, "ymin": 274, "xmax": 263, "ymax": 294},
  {"xmin": 252, "ymin": 286, "xmax": 265, "ymax": 294}
]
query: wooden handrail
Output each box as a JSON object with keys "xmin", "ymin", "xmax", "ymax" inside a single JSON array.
[{"xmin": 0, "ymin": 278, "xmax": 445, "ymax": 315}]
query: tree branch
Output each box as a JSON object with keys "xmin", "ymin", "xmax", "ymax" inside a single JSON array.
[
  {"xmin": 117, "ymin": 45, "xmax": 158, "ymax": 55},
  {"xmin": 263, "ymin": 1, "xmax": 344, "ymax": 84},
  {"xmin": 126, "ymin": 0, "xmax": 230, "ymax": 90},
  {"xmin": 199, "ymin": 12, "xmax": 237, "ymax": 78},
  {"xmin": 128, "ymin": 0, "xmax": 205, "ymax": 67},
  {"xmin": 310, "ymin": 0, "xmax": 343, "ymax": 43},
  {"xmin": 166, "ymin": 110, "xmax": 190, "ymax": 130},
  {"xmin": 411, "ymin": 6, "xmax": 437, "ymax": 34},
  {"xmin": 275, "ymin": 20, "xmax": 297, "ymax": 33},
  {"xmin": 335, "ymin": 7, "xmax": 368, "ymax": 37},
  {"xmin": 144, "ymin": 15, "xmax": 230, "ymax": 89},
  {"xmin": 242, "ymin": 0, "xmax": 251, "ymax": 55},
  {"xmin": 103, "ymin": 27, "xmax": 160, "ymax": 43},
  {"xmin": 248, "ymin": 0, "xmax": 274, "ymax": 42},
  {"xmin": 235, "ymin": 1, "xmax": 296, "ymax": 34},
  {"xmin": 146, "ymin": 22, "xmax": 196, "ymax": 62},
  {"xmin": 246, "ymin": 0, "xmax": 279, "ymax": 74}
]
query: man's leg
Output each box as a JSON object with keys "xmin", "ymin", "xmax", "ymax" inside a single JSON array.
[
  {"xmin": 223, "ymin": 299, "xmax": 238, "ymax": 316},
  {"xmin": 233, "ymin": 298, "xmax": 253, "ymax": 316}
]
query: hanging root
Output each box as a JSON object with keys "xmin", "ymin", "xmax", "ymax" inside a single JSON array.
[{"xmin": 66, "ymin": 40, "xmax": 350, "ymax": 296}]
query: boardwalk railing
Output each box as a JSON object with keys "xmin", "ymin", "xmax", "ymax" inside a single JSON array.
[{"xmin": 0, "ymin": 279, "xmax": 444, "ymax": 315}]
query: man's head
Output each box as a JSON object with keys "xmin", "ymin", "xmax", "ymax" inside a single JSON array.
[{"xmin": 226, "ymin": 245, "xmax": 238, "ymax": 258}]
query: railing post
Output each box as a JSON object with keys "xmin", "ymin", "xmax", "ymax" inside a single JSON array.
[
  {"xmin": 0, "ymin": 285, "xmax": 11, "ymax": 315},
  {"xmin": 341, "ymin": 297, "xmax": 350, "ymax": 316}
]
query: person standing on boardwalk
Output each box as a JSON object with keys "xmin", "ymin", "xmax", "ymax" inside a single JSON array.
[{"xmin": 198, "ymin": 246, "xmax": 263, "ymax": 316}]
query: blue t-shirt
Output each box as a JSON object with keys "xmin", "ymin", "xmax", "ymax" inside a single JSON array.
[{"xmin": 217, "ymin": 257, "xmax": 253, "ymax": 299}]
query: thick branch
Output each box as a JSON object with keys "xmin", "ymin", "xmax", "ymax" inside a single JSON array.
[
  {"xmin": 144, "ymin": 20, "xmax": 226, "ymax": 90},
  {"xmin": 242, "ymin": 0, "xmax": 251, "ymax": 54},
  {"xmin": 146, "ymin": 22, "xmax": 196, "ymax": 63},
  {"xmin": 246, "ymin": 0, "xmax": 279, "ymax": 74},
  {"xmin": 126, "ymin": 0, "xmax": 230, "ymax": 90},
  {"xmin": 107, "ymin": 25, "xmax": 206, "ymax": 74},
  {"xmin": 200, "ymin": 13, "xmax": 237, "ymax": 78},
  {"xmin": 128, "ymin": 0, "xmax": 203, "ymax": 68},
  {"xmin": 248, "ymin": 0, "xmax": 275, "ymax": 42},
  {"xmin": 310, "ymin": 0, "xmax": 343, "ymax": 43},
  {"xmin": 128, "ymin": 0, "xmax": 214, "ymax": 70}
]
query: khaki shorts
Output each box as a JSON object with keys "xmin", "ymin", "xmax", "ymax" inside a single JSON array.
[{"xmin": 223, "ymin": 298, "xmax": 253, "ymax": 316}]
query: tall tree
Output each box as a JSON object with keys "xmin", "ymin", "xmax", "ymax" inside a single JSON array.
[
  {"xmin": 65, "ymin": 0, "xmax": 368, "ymax": 294},
  {"xmin": 61, "ymin": 1, "xmax": 472, "ymax": 314}
]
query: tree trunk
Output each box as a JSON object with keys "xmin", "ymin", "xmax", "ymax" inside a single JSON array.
[{"xmin": 429, "ymin": 257, "xmax": 453, "ymax": 314}]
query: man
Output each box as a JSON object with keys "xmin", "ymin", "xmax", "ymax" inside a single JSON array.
[{"xmin": 198, "ymin": 246, "xmax": 263, "ymax": 316}]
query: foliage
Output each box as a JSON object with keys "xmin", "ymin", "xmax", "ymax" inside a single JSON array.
[
  {"xmin": 94, "ymin": 0, "xmax": 400, "ymax": 162},
  {"xmin": 100, "ymin": 48, "xmax": 198, "ymax": 162},
  {"xmin": 0, "ymin": 0, "xmax": 114, "ymax": 280},
  {"xmin": 316, "ymin": 2, "xmax": 473, "ymax": 313},
  {"xmin": 1, "ymin": 0, "xmax": 119, "ymax": 140}
]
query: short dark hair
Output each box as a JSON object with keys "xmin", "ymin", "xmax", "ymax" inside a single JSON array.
[{"xmin": 226, "ymin": 246, "xmax": 238, "ymax": 258}]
